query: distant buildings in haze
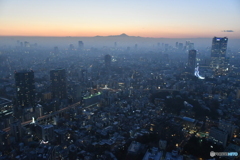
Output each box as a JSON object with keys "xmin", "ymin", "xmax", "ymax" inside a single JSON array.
[{"xmin": 78, "ymin": 41, "xmax": 84, "ymax": 49}]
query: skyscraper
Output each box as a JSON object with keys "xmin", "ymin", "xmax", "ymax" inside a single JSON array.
[
  {"xmin": 104, "ymin": 54, "xmax": 111, "ymax": 68},
  {"xmin": 50, "ymin": 69, "xmax": 67, "ymax": 100},
  {"xmin": 24, "ymin": 41, "xmax": 30, "ymax": 48},
  {"xmin": 78, "ymin": 41, "xmax": 84, "ymax": 49},
  {"xmin": 189, "ymin": 43, "xmax": 194, "ymax": 50},
  {"xmin": 10, "ymin": 121, "xmax": 22, "ymax": 142},
  {"xmin": 209, "ymin": 127, "xmax": 228, "ymax": 147},
  {"xmin": 188, "ymin": 50, "xmax": 197, "ymax": 74},
  {"xmin": 185, "ymin": 40, "xmax": 191, "ymax": 50},
  {"xmin": 54, "ymin": 46, "xmax": 59, "ymax": 55},
  {"xmin": 15, "ymin": 70, "xmax": 35, "ymax": 107},
  {"xmin": 210, "ymin": 37, "xmax": 228, "ymax": 75},
  {"xmin": 134, "ymin": 44, "xmax": 138, "ymax": 50},
  {"xmin": 178, "ymin": 43, "xmax": 183, "ymax": 50},
  {"xmin": 81, "ymin": 69, "xmax": 88, "ymax": 83},
  {"xmin": 69, "ymin": 44, "xmax": 74, "ymax": 51}
]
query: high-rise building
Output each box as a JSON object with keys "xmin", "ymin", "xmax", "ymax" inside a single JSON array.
[
  {"xmin": 54, "ymin": 46, "xmax": 59, "ymax": 55},
  {"xmin": 164, "ymin": 44, "xmax": 169, "ymax": 51},
  {"xmin": 69, "ymin": 44, "xmax": 74, "ymax": 51},
  {"xmin": 210, "ymin": 37, "xmax": 228, "ymax": 75},
  {"xmin": 209, "ymin": 127, "xmax": 228, "ymax": 147},
  {"xmin": 15, "ymin": 70, "xmax": 35, "ymax": 107},
  {"xmin": 188, "ymin": 50, "xmax": 197, "ymax": 74},
  {"xmin": 218, "ymin": 120, "xmax": 236, "ymax": 140},
  {"xmin": 134, "ymin": 44, "xmax": 138, "ymax": 50},
  {"xmin": 189, "ymin": 43, "xmax": 194, "ymax": 50},
  {"xmin": 24, "ymin": 41, "xmax": 30, "ymax": 48},
  {"xmin": 178, "ymin": 43, "xmax": 183, "ymax": 50},
  {"xmin": 10, "ymin": 121, "xmax": 22, "ymax": 142},
  {"xmin": 175, "ymin": 42, "xmax": 178, "ymax": 48},
  {"xmin": 78, "ymin": 41, "xmax": 84, "ymax": 49},
  {"xmin": 104, "ymin": 54, "xmax": 111, "ymax": 68},
  {"xmin": 81, "ymin": 69, "xmax": 88, "ymax": 83},
  {"xmin": 36, "ymin": 124, "xmax": 54, "ymax": 142},
  {"xmin": 0, "ymin": 130, "xmax": 7, "ymax": 151},
  {"xmin": 185, "ymin": 40, "xmax": 191, "ymax": 50},
  {"xmin": 50, "ymin": 69, "xmax": 67, "ymax": 100}
]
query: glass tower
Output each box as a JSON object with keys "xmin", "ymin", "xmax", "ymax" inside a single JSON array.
[
  {"xmin": 50, "ymin": 68, "xmax": 67, "ymax": 99},
  {"xmin": 15, "ymin": 70, "xmax": 35, "ymax": 107},
  {"xmin": 210, "ymin": 37, "xmax": 228, "ymax": 75}
]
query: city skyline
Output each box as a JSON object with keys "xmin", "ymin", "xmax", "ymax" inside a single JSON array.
[{"xmin": 0, "ymin": 0, "xmax": 240, "ymax": 38}]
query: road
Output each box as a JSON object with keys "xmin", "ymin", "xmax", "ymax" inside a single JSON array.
[{"xmin": 2, "ymin": 101, "xmax": 81, "ymax": 133}]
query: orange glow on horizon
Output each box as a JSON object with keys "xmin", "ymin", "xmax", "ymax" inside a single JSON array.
[{"xmin": 0, "ymin": 26, "xmax": 239, "ymax": 39}]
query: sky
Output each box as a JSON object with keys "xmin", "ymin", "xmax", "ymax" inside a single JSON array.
[{"xmin": 0, "ymin": 0, "xmax": 240, "ymax": 38}]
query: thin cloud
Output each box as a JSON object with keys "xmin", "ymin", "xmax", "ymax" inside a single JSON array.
[{"xmin": 222, "ymin": 30, "xmax": 234, "ymax": 32}]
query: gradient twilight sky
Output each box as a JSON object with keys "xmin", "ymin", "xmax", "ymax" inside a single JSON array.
[{"xmin": 0, "ymin": 0, "xmax": 240, "ymax": 38}]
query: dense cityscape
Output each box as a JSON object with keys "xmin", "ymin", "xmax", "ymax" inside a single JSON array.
[{"xmin": 0, "ymin": 35, "xmax": 240, "ymax": 160}]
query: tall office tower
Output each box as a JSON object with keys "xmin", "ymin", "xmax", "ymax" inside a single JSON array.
[
  {"xmin": 178, "ymin": 43, "xmax": 183, "ymax": 50},
  {"xmin": 218, "ymin": 120, "xmax": 236, "ymax": 140},
  {"xmin": 78, "ymin": 41, "xmax": 84, "ymax": 49},
  {"xmin": 10, "ymin": 121, "xmax": 22, "ymax": 142},
  {"xmin": 210, "ymin": 37, "xmax": 228, "ymax": 75},
  {"xmin": 165, "ymin": 44, "xmax": 169, "ymax": 51},
  {"xmin": 54, "ymin": 46, "xmax": 59, "ymax": 55},
  {"xmin": 188, "ymin": 50, "xmax": 197, "ymax": 74},
  {"xmin": 209, "ymin": 127, "xmax": 228, "ymax": 147},
  {"xmin": 15, "ymin": 70, "xmax": 35, "ymax": 107},
  {"xmin": 175, "ymin": 42, "xmax": 178, "ymax": 48},
  {"xmin": 114, "ymin": 42, "xmax": 117, "ymax": 48},
  {"xmin": 0, "ymin": 130, "xmax": 7, "ymax": 151},
  {"xmin": 185, "ymin": 40, "xmax": 190, "ymax": 50},
  {"xmin": 81, "ymin": 69, "xmax": 88, "ymax": 83},
  {"xmin": 134, "ymin": 44, "xmax": 138, "ymax": 50},
  {"xmin": 24, "ymin": 41, "xmax": 30, "ymax": 48},
  {"xmin": 50, "ymin": 69, "xmax": 67, "ymax": 100},
  {"xmin": 189, "ymin": 43, "xmax": 194, "ymax": 50},
  {"xmin": 104, "ymin": 54, "xmax": 111, "ymax": 68},
  {"xmin": 69, "ymin": 44, "xmax": 74, "ymax": 51}
]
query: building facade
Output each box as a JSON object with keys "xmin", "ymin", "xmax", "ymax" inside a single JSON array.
[
  {"xmin": 188, "ymin": 50, "xmax": 197, "ymax": 74},
  {"xmin": 50, "ymin": 68, "xmax": 67, "ymax": 100},
  {"xmin": 104, "ymin": 54, "xmax": 111, "ymax": 68},
  {"xmin": 15, "ymin": 70, "xmax": 35, "ymax": 107},
  {"xmin": 210, "ymin": 37, "xmax": 228, "ymax": 75}
]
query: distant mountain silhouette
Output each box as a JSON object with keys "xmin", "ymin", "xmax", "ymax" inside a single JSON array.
[
  {"xmin": 116, "ymin": 33, "xmax": 129, "ymax": 37},
  {"xmin": 95, "ymin": 33, "xmax": 140, "ymax": 38}
]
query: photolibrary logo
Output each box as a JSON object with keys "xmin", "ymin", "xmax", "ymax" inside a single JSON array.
[
  {"xmin": 210, "ymin": 151, "xmax": 215, "ymax": 157},
  {"xmin": 210, "ymin": 151, "xmax": 238, "ymax": 157}
]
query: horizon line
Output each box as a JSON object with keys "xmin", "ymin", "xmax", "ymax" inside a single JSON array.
[{"xmin": 0, "ymin": 35, "xmax": 237, "ymax": 39}]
